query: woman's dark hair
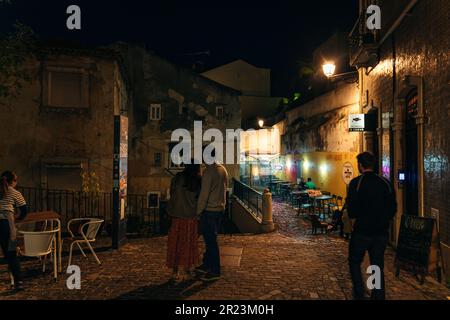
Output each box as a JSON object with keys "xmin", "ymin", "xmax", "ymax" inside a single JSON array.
[
  {"xmin": 0, "ymin": 171, "xmax": 16, "ymax": 199},
  {"xmin": 182, "ymin": 162, "xmax": 201, "ymax": 193}
]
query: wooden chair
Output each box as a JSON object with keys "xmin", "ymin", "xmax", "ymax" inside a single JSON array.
[{"xmin": 309, "ymin": 214, "xmax": 329, "ymax": 235}]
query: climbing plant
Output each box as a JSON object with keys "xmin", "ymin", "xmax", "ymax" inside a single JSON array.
[{"xmin": 0, "ymin": 22, "xmax": 36, "ymax": 103}]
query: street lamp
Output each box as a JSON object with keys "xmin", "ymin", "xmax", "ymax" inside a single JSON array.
[
  {"xmin": 322, "ymin": 62, "xmax": 336, "ymax": 78},
  {"xmin": 322, "ymin": 61, "xmax": 358, "ymax": 83},
  {"xmin": 258, "ymin": 119, "xmax": 264, "ymax": 128}
]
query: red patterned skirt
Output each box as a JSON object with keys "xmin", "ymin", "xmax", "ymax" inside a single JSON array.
[{"xmin": 166, "ymin": 217, "xmax": 199, "ymax": 270}]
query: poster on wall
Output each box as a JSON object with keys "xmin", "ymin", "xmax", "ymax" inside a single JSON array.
[
  {"xmin": 113, "ymin": 115, "xmax": 128, "ymax": 249},
  {"xmin": 119, "ymin": 116, "xmax": 128, "ymax": 219},
  {"xmin": 342, "ymin": 162, "xmax": 354, "ymax": 185}
]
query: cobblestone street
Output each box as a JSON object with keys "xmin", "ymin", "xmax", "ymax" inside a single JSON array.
[{"xmin": 1, "ymin": 201, "xmax": 450, "ymax": 300}]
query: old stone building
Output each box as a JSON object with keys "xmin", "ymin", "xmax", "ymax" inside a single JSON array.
[
  {"xmin": 115, "ymin": 44, "xmax": 241, "ymax": 198},
  {"xmin": 350, "ymin": 0, "xmax": 450, "ymax": 269},
  {"xmin": 201, "ymin": 59, "xmax": 280, "ymax": 129},
  {"xmin": 0, "ymin": 45, "xmax": 129, "ymax": 192}
]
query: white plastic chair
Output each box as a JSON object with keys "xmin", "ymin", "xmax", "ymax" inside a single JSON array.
[
  {"xmin": 18, "ymin": 221, "xmax": 60, "ymax": 281},
  {"xmin": 66, "ymin": 218, "xmax": 104, "ymax": 266}
]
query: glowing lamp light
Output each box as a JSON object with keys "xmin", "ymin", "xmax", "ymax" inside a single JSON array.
[
  {"xmin": 286, "ymin": 159, "xmax": 292, "ymax": 170},
  {"xmin": 319, "ymin": 164, "xmax": 329, "ymax": 175},
  {"xmin": 322, "ymin": 62, "xmax": 336, "ymax": 78},
  {"xmin": 303, "ymin": 160, "xmax": 311, "ymax": 170},
  {"xmin": 258, "ymin": 119, "xmax": 264, "ymax": 128}
]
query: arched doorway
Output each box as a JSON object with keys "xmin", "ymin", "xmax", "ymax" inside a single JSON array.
[{"xmin": 404, "ymin": 90, "xmax": 419, "ymax": 216}]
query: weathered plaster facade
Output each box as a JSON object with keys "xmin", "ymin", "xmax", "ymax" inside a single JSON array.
[
  {"xmin": 277, "ymin": 83, "xmax": 360, "ymax": 197},
  {"xmin": 116, "ymin": 44, "xmax": 241, "ymax": 197},
  {"xmin": 0, "ymin": 47, "xmax": 128, "ymax": 192}
]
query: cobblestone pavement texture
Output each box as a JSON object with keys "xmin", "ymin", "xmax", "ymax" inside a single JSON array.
[{"xmin": 1, "ymin": 200, "xmax": 450, "ymax": 300}]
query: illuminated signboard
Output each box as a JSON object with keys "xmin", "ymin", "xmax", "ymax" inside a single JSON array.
[
  {"xmin": 349, "ymin": 114, "xmax": 365, "ymax": 132},
  {"xmin": 349, "ymin": 113, "xmax": 377, "ymax": 132}
]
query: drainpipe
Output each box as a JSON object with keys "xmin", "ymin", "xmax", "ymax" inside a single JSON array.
[
  {"xmin": 414, "ymin": 76, "xmax": 425, "ymax": 217},
  {"xmin": 379, "ymin": 0, "xmax": 419, "ymax": 46}
]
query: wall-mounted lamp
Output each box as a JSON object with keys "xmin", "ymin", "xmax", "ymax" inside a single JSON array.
[
  {"xmin": 322, "ymin": 61, "xmax": 358, "ymax": 83},
  {"xmin": 322, "ymin": 62, "xmax": 336, "ymax": 78}
]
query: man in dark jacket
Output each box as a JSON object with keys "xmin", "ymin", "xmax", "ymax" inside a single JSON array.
[{"xmin": 347, "ymin": 152, "xmax": 396, "ymax": 300}]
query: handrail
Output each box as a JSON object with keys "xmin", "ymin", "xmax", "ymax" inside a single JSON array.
[{"xmin": 232, "ymin": 178, "xmax": 263, "ymax": 219}]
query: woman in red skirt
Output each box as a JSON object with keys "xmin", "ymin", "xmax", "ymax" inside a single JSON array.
[{"xmin": 166, "ymin": 162, "xmax": 201, "ymax": 282}]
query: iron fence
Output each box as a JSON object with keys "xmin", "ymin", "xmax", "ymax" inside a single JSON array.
[{"xmin": 17, "ymin": 187, "xmax": 166, "ymax": 235}]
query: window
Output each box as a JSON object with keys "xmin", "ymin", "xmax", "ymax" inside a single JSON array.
[
  {"xmin": 44, "ymin": 67, "xmax": 89, "ymax": 109},
  {"xmin": 45, "ymin": 164, "xmax": 82, "ymax": 191},
  {"xmin": 147, "ymin": 192, "xmax": 160, "ymax": 208},
  {"xmin": 154, "ymin": 153, "xmax": 162, "ymax": 167},
  {"xmin": 216, "ymin": 106, "xmax": 224, "ymax": 120},
  {"xmin": 149, "ymin": 104, "xmax": 162, "ymax": 121}
]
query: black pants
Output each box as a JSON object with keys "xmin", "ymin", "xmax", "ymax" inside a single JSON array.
[
  {"xmin": 200, "ymin": 211, "xmax": 223, "ymax": 275},
  {"xmin": 0, "ymin": 219, "xmax": 22, "ymax": 283},
  {"xmin": 348, "ymin": 233, "xmax": 387, "ymax": 300}
]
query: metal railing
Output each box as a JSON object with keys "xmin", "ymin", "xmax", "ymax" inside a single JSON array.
[
  {"xmin": 16, "ymin": 186, "xmax": 165, "ymax": 235},
  {"xmin": 232, "ymin": 178, "xmax": 263, "ymax": 219},
  {"xmin": 126, "ymin": 194, "xmax": 167, "ymax": 235}
]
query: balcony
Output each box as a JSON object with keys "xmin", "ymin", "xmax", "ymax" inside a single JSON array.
[{"xmin": 348, "ymin": 13, "xmax": 379, "ymax": 69}]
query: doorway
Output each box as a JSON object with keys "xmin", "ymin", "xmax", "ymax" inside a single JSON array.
[{"xmin": 404, "ymin": 90, "xmax": 419, "ymax": 216}]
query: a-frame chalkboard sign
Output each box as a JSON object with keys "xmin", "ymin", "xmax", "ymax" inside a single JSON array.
[{"xmin": 394, "ymin": 215, "xmax": 443, "ymax": 284}]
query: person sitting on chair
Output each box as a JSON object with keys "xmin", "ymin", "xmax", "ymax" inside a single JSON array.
[{"xmin": 305, "ymin": 178, "xmax": 316, "ymax": 190}]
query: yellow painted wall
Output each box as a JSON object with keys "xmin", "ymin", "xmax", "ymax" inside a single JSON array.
[{"xmin": 285, "ymin": 152, "xmax": 359, "ymax": 198}]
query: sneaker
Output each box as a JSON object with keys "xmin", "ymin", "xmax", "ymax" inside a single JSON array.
[{"xmin": 200, "ymin": 273, "xmax": 221, "ymax": 282}]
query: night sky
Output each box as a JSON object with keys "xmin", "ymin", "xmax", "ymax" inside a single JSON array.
[{"xmin": 0, "ymin": 0, "xmax": 359, "ymax": 96}]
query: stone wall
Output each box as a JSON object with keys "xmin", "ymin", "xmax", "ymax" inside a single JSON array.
[
  {"xmin": 359, "ymin": 0, "xmax": 450, "ymax": 273},
  {"xmin": 284, "ymin": 83, "xmax": 360, "ymax": 154},
  {"xmin": 116, "ymin": 44, "xmax": 241, "ymax": 197},
  {"xmin": 0, "ymin": 50, "xmax": 126, "ymax": 193}
]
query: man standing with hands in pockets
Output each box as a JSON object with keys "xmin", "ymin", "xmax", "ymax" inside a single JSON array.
[{"xmin": 196, "ymin": 149, "xmax": 228, "ymax": 281}]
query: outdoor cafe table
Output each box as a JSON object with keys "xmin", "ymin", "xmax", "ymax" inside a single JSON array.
[
  {"xmin": 288, "ymin": 190, "xmax": 307, "ymax": 206},
  {"xmin": 267, "ymin": 181, "xmax": 282, "ymax": 195},
  {"xmin": 310, "ymin": 195, "xmax": 333, "ymax": 220},
  {"xmin": 16, "ymin": 211, "xmax": 62, "ymax": 273}
]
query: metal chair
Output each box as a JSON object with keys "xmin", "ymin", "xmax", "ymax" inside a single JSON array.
[
  {"xmin": 297, "ymin": 194, "xmax": 313, "ymax": 216},
  {"xmin": 309, "ymin": 214, "xmax": 329, "ymax": 235},
  {"xmin": 17, "ymin": 220, "xmax": 60, "ymax": 281},
  {"xmin": 66, "ymin": 218, "xmax": 104, "ymax": 266}
]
